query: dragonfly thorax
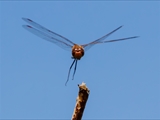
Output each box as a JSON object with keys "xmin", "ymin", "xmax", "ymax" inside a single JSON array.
[{"xmin": 72, "ymin": 44, "xmax": 84, "ymax": 60}]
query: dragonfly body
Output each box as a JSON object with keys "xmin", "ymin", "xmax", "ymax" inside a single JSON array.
[{"xmin": 22, "ymin": 18, "xmax": 139, "ymax": 85}]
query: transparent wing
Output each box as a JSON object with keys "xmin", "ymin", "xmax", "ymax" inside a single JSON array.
[
  {"xmin": 83, "ymin": 36, "xmax": 139, "ymax": 50},
  {"xmin": 23, "ymin": 25, "xmax": 72, "ymax": 51},
  {"xmin": 82, "ymin": 26, "xmax": 123, "ymax": 50},
  {"xmin": 99, "ymin": 36, "xmax": 139, "ymax": 43},
  {"xmin": 82, "ymin": 26, "xmax": 139, "ymax": 50},
  {"xmin": 22, "ymin": 18, "xmax": 75, "ymax": 50}
]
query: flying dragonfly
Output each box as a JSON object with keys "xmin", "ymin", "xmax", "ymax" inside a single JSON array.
[{"xmin": 22, "ymin": 18, "xmax": 139, "ymax": 85}]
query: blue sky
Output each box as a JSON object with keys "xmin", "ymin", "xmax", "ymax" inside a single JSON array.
[{"xmin": 1, "ymin": 1, "xmax": 160, "ymax": 119}]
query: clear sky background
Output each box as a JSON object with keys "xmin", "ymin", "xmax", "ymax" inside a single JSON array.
[{"xmin": 1, "ymin": 1, "xmax": 160, "ymax": 119}]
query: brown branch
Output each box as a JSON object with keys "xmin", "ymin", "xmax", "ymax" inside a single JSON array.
[{"xmin": 71, "ymin": 82, "xmax": 90, "ymax": 120}]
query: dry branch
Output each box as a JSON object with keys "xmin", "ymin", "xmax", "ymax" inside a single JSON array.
[{"xmin": 71, "ymin": 82, "xmax": 90, "ymax": 120}]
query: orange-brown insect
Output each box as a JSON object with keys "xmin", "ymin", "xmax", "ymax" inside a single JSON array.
[{"xmin": 22, "ymin": 18, "xmax": 139, "ymax": 85}]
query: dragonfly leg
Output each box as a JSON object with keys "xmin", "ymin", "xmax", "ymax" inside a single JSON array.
[
  {"xmin": 72, "ymin": 60, "xmax": 77, "ymax": 80},
  {"xmin": 65, "ymin": 59, "xmax": 76, "ymax": 86}
]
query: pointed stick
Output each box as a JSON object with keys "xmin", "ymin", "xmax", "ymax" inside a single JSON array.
[{"xmin": 71, "ymin": 82, "xmax": 90, "ymax": 120}]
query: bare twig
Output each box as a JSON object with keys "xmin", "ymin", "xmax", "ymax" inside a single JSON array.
[{"xmin": 71, "ymin": 82, "xmax": 90, "ymax": 120}]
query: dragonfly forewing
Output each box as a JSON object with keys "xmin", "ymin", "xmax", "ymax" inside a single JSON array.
[
  {"xmin": 23, "ymin": 25, "xmax": 73, "ymax": 51},
  {"xmin": 82, "ymin": 26, "xmax": 138, "ymax": 51},
  {"xmin": 22, "ymin": 18, "xmax": 76, "ymax": 49}
]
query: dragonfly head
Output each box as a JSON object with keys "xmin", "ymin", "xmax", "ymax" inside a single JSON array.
[{"xmin": 72, "ymin": 44, "xmax": 84, "ymax": 60}]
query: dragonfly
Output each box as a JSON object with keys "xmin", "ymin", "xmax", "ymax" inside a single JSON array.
[{"xmin": 22, "ymin": 18, "xmax": 139, "ymax": 85}]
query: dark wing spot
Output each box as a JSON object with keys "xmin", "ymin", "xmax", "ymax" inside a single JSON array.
[
  {"xmin": 27, "ymin": 25, "xmax": 32, "ymax": 28},
  {"xmin": 48, "ymin": 30, "xmax": 51, "ymax": 32},
  {"xmin": 27, "ymin": 18, "xmax": 33, "ymax": 22}
]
